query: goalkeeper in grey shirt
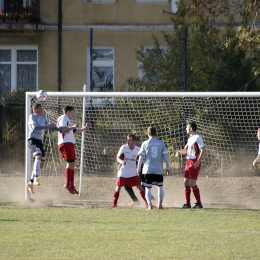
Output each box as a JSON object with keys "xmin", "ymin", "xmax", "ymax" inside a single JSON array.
[
  {"xmin": 137, "ymin": 126, "xmax": 170, "ymax": 210},
  {"xmin": 26, "ymin": 103, "xmax": 64, "ymax": 195}
]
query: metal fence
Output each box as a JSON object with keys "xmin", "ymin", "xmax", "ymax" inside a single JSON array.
[
  {"xmin": 1, "ymin": 24, "xmax": 260, "ymax": 174},
  {"xmin": 0, "ymin": 104, "xmax": 25, "ymax": 173}
]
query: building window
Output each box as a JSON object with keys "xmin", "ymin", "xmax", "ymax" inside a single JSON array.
[
  {"xmin": 0, "ymin": 46, "xmax": 38, "ymax": 97},
  {"xmin": 88, "ymin": 47, "xmax": 114, "ymax": 92}
]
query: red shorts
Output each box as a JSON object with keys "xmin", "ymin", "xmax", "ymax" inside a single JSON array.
[
  {"xmin": 116, "ymin": 176, "xmax": 141, "ymax": 187},
  {"xmin": 58, "ymin": 143, "xmax": 76, "ymax": 161},
  {"xmin": 184, "ymin": 159, "xmax": 201, "ymax": 180}
]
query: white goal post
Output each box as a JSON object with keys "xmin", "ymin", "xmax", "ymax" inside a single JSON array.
[{"xmin": 25, "ymin": 91, "xmax": 260, "ymax": 202}]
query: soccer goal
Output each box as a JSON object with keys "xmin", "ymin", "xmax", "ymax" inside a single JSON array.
[{"xmin": 25, "ymin": 91, "xmax": 260, "ymax": 204}]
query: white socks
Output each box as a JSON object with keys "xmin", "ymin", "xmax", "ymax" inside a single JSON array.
[
  {"xmin": 31, "ymin": 158, "xmax": 41, "ymax": 180},
  {"xmin": 145, "ymin": 187, "xmax": 152, "ymax": 206},
  {"xmin": 158, "ymin": 186, "xmax": 164, "ymax": 206}
]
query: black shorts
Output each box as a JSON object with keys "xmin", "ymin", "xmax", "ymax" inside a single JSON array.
[
  {"xmin": 28, "ymin": 138, "xmax": 45, "ymax": 159},
  {"xmin": 142, "ymin": 174, "xmax": 163, "ymax": 188}
]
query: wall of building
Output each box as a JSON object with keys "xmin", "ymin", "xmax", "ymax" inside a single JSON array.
[
  {"xmin": 39, "ymin": 0, "xmax": 174, "ymax": 92},
  {"xmin": 41, "ymin": 0, "xmax": 172, "ymax": 24}
]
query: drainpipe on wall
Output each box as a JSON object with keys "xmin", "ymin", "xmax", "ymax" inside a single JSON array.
[
  {"xmin": 89, "ymin": 28, "xmax": 93, "ymax": 92},
  {"xmin": 58, "ymin": 0, "xmax": 62, "ymax": 91}
]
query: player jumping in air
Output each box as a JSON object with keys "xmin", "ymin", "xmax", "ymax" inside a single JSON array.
[
  {"xmin": 176, "ymin": 121, "xmax": 206, "ymax": 209},
  {"xmin": 27, "ymin": 103, "xmax": 64, "ymax": 195},
  {"xmin": 57, "ymin": 105, "xmax": 91, "ymax": 195}
]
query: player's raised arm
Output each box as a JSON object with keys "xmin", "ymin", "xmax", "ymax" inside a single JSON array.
[
  {"xmin": 74, "ymin": 122, "xmax": 92, "ymax": 135},
  {"xmin": 60, "ymin": 123, "xmax": 78, "ymax": 134}
]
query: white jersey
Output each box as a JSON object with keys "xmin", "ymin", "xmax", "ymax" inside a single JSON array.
[
  {"xmin": 117, "ymin": 144, "xmax": 139, "ymax": 178},
  {"xmin": 28, "ymin": 114, "xmax": 51, "ymax": 141},
  {"xmin": 185, "ymin": 134, "xmax": 205, "ymax": 159},
  {"xmin": 258, "ymin": 143, "xmax": 260, "ymax": 155},
  {"xmin": 137, "ymin": 137, "xmax": 170, "ymax": 175},
  {"xmin": 57, "ymin": 114, "xmax": 76, "ymax": 145}
]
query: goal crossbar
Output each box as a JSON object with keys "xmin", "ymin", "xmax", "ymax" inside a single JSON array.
[{"xmin": 26, "ymin": 91, "xmax": 260, "ymax": 98}]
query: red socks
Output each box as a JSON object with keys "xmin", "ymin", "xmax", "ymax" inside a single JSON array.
[
  {"xmin": 64, "ymin": 168, "xmax": 79, "ymax": 195},
  {"xmin": 185, "ymin": 185, "xmax": 202, "ymax": 205},
  {"xmin": 65, "ymin": 168, "xmax": 74, "ymax": 187},
  {"xmin": 185, "ymin": 186, "xmax": 191, "ymax": 205},
  {"xmin": 113, "ymin": 191, "xmax": 119, "ymax": 206},
  {"xmin": 69, "ymin": 169, "xmax": 74, "ymax": 186},
  {"xmin": 64, "ymin": 168, "xmax": 69, "ymax": 188},
  {"xmin": 64, "ymin": 168, "xmax": 74, "ymax": 188},
  {"xmin": 192, "ymin": 185, "xmax": 201, "ymax": 205}
]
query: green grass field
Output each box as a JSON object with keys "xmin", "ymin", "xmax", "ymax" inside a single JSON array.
[{"xmin": 1, "ymin": 205, "xmax": 260, "ymax": 260}]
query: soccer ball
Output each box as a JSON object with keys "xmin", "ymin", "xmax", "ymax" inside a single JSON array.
[{"xmin": 36, "ymin": 90, "xmax": 47, "ymax": 101}]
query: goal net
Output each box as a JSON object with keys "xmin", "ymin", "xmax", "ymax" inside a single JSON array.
[{"xmin": 25, "ymin": 91, "xmax": 260, "ymax": 205}]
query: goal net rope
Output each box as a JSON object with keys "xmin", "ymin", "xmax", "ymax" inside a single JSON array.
[{"xmin": 25, "ymin": 92, "xmax": 260, "ymax": 205}]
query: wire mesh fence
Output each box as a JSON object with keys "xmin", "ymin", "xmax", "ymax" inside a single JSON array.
[{"xmin": 1, "ymin": 26, "xmax": 260, "ymax": 176}]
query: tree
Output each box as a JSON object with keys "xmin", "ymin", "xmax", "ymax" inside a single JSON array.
[
  {"xmin": 122, "ymin": 0, "xmax": 260, "ymax": 92},
  {"xmin": 212, "ymin": 34, "xmax": 256, "ymax": 91},
  {"xmin": 186, "ymin": 0, "xmax": 260, "ymax": 24},
  {"xmin": 189, "ymin": 0, "xmax": 260, "ymax": 91}
]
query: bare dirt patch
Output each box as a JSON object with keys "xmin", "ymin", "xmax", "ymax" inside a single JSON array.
[{"xmin": 1, "ymin": 173, "xmax": 260, "ymax": 210}]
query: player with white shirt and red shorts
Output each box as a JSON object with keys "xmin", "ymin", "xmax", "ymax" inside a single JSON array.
[
  {"xmin": 57, "ymin": 105, "xmax": 91, "ymax": 195},
  {"xmin": 176, "ymin": 121, "xmax": 206, "ymax": 209},
  {"xmin": 111, "ymin": 134, "xmax": 148, "ymax": 208}
]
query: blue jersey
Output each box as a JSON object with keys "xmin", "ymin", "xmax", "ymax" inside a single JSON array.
[
  {"xmin": 28, "ymin": 114, "xmax": 51, "ymax": 141},
  {"xmin": 137, "ymin": 137, "xmax": 170, "ymax": 175}
]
